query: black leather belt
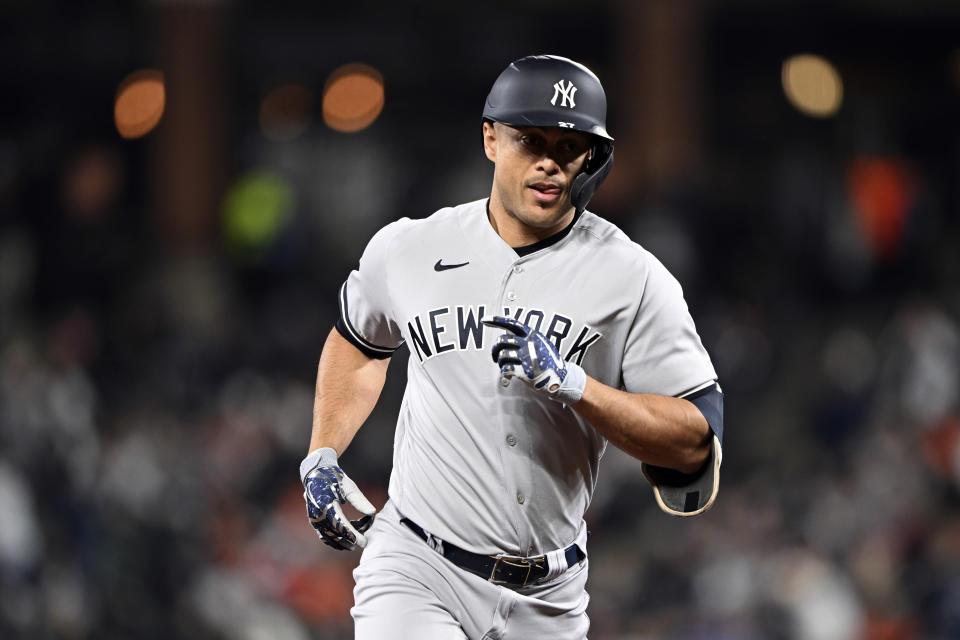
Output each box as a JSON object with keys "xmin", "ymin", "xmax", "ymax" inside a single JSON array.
[{"xmin": 400, "ymin": 516, "xmax": 584, "ymax": 587}]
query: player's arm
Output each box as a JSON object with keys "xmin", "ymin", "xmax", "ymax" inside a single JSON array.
[
  {"xmin": 482, "ymin": 316, "xmax": 713, "ymax": 471},
  {"xmin": 571, "ymin": 379, "xmax": 710, "ymax": 473},
  {"xmin": 584, "ymin": 380, "xmax": 724, "ymax": 517},
  {"xmin": 484, "ymin": 315, "xmax": 723, "ymax": 517},
  {"xmin": 309, "ymin": 326, "xmax": 390, "ymax": 456},
  {"xmin": 300, "ymin": 327, "xmax": 390, "ymax": 551},
  {"xmin": 303, "ymin": 219, "xmax": 407, "ymax": 549}
]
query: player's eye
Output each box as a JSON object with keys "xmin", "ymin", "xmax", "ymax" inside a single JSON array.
[
  {"xmin": 555, "ymin": 142, "xmax": 587, "ymax": 164},
  {"xmin": 520, "ymin": 134, "xmax": 545, "ymax": 149}
]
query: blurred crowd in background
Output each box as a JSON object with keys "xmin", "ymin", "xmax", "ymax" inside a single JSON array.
[{"xmin": 2, "ymin": 1, "xmax": 960, "ymax": 638}]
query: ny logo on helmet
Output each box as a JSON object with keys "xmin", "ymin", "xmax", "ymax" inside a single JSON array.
[{"xmin": 551, "ymin": 79, "xmax": 577, "ymax": 108}]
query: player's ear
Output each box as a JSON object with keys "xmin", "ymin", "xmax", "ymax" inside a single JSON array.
[{"xmin": 482, "ymin": 121, "xmax": 497, "ymax": 163}]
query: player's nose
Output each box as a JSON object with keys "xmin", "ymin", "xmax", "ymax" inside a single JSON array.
[{"xmin": 535, "ymin": 153, "xmax": 561, "ymax": 175}]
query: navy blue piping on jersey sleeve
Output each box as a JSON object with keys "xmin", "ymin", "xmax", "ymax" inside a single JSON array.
[
  {"xmin": 335, "ymin": 281, "xmax": 398, "ymax": 360},
  {"xmin": 679, "ymin": 382, "xmax": 724, "ymax": 444}
]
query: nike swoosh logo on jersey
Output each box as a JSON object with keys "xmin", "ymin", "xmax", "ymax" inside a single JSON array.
[{"xmin": 434, "ymin": 259, "xmax": 470, "ymax": 272}]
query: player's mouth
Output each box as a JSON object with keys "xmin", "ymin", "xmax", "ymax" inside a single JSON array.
[{"xmin": 527, "ymin": 181, "xmax": 563, "ymax": 204}]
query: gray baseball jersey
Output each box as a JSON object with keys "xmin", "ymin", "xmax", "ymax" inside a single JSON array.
[{"xmin": 337, "ymin": 197, "xmax": 716, "ymax": 557}]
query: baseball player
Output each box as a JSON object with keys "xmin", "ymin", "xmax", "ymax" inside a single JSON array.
[{"xmin": 300, "ymin": 55, "xmax": 724, "ymax": 639}]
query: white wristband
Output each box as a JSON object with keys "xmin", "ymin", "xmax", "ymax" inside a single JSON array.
[
  {"xmin": 553, "ymin": 362, "xmax": 587, "ymax": 405},
  {"xmin": 300, "ymin": 447, "xmax": 339, "ymax": 483}
]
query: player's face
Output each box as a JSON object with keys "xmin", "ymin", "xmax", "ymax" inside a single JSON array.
[{"xmin": 484, "ymin": 122, "xmax": 592, "ymax": 232}]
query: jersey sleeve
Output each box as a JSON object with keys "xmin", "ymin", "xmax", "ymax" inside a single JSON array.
[
  {"xmin": 621, "ymin": 252, "xmax": 717, "ymax": 397},
  {"xmin": 335, "ymin": 220, "xmax": 407, "ymax": 359}
]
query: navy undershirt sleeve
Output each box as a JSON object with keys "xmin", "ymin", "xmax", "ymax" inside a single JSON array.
[{"xmin": 685, "ymin": 384, "xmax": 724, "ymax": 444}]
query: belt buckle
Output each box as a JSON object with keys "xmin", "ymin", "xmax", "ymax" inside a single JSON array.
[{"xmin": 489, "ymin": 554, "xmax": 533, "ymax": 586}]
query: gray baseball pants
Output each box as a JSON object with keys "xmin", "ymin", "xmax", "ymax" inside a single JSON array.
[{"xmin": 352, "ymin": 500, "xmax": 590, "ymax": 639}]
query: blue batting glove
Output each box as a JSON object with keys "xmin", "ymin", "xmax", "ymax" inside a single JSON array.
[
  {"xmin": 300, "ymin": 448, "xmax": 376, "ymax": 551},
  {"xmin": 482, "ymin": 316, "xmax": 587, "ymax": 404}
]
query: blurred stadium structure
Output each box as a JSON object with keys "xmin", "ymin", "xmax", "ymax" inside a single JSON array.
[{"xmin": 2, "ymin": 1, "xmax": 960, "ymax": 638}]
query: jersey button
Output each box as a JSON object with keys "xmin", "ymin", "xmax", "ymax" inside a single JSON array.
[
  {"xmin": 506, "ymin": 291, "xmax": 517, "ymax": 301},
  {"xmin": 516, "ymin": 492, "xmax": 525, "ymax": 505},
  {"xmin": 506, "ymin": 434, "xmax": 517, "ymax": 447},
  {"xmin": 513, "ymin": 265, "xmax": 523, "ymax": 274}
]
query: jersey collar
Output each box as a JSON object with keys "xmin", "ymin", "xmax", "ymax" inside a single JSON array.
[{"xmin": 484, "ymin": 199, "xmax": 582, "ymax": 257}]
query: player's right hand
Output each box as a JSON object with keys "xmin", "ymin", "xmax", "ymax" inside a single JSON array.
[
  {"xmin": 300, "ymin": 447, "xmax": 377, "ymax": 551},
  {"xmin": 483, "ymin": 315, "xmax": 587, "ymax": 405}
]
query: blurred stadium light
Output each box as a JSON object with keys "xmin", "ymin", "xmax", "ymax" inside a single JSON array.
[
  {"xmin": 114, "ymin": 69, "xmax": 166, "ymax": 139},
  {"xmin": 322, "ymin": 63, "xmax": 384, "ymax": 133},
  {"xmin": 782, "ymin": 54, "xmax": 843, "ymax": 118}
]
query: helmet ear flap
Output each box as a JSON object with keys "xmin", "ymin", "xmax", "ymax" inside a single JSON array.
[{"xmin": 571, "ymin": 143, "xmax": 614, "ymax": 215}]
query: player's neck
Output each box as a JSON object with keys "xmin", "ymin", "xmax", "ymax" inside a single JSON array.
[{"xmin": 487, "ymin": 197, "xmax": 575, "ymax": 249}]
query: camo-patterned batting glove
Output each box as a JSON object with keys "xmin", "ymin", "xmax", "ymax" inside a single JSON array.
[
  {"xmin": 300, "ymin": 447, "xmax": 376, "ymax": 551},
  {"xmin": 482, "ymin": 316, "xmax": 587, "ymax": 405}
]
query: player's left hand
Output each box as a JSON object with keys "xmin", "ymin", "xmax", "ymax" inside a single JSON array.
[{"xmin": 482, "ymin": 316, "xmax": 587, "ymax": 405}]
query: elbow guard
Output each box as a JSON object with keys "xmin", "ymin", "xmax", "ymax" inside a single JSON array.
[{"xmin": 642, "ymin": 382, "xmax": 724, "ymax": 517}]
